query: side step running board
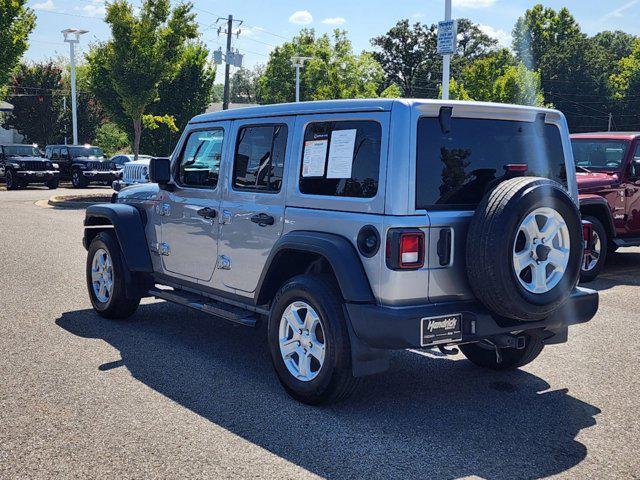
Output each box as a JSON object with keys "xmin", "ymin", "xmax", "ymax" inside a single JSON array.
[
  {"xmin": 613, "ymin": 237, "xmax": 640, "ymax": 248},
  {"xmin": 149, "ymin": 287, "xmax": 258, "ymax": 327}
]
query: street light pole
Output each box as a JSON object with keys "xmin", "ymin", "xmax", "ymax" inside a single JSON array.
[
  {"xmin": 62, "ymin": 29, "xmax": 88, "ymax": 145},
  {"xmin": 441, "ymin": 0, "xmax": 452, "ymax": 100},
  {"xmin": 291, "ymin": 56, "xmax": 311, "ymax": 102}
]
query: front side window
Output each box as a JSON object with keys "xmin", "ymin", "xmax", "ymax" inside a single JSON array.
[
  {"xmin": 233, "ymin": 124, "xmax": 287, "ymax": 192},
  {"xmin": 3, "ymin": 145, "xmax": 40, "ymax": 156},
  {"xmin": 416, "ymin": 117, "xmax": 566, "ymax": 209},
  {"xmin": 69, "ymin": 146, "xmax": 104, "ymax": 158},
  {"xmin": 571, "ymin": 139, "xmax": 630, "ymax": 171},
  {"xmin": 299, "ymin": 120, "xmax": 381, "ymax": 198},
  {"xmin": 177, "ymin": 128, "xmax": 224, "ymax": 188}
]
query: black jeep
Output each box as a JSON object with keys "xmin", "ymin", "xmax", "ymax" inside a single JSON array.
[
  {"xmin": 44, "ymin": 144, "xmax": 119, "ymax": 188},
  {"xmin": 0, "ymin": 144, "xmax": 59, "ymax": 190}
]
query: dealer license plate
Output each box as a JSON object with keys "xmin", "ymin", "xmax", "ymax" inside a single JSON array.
[{"xmin": 421, "ymin": 314, "xmax": 462, "ymax": 346}]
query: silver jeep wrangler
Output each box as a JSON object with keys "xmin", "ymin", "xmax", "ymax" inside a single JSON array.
[{"xmin": 83, "ymin": 99, "xmax": 598, "ymax": 404}]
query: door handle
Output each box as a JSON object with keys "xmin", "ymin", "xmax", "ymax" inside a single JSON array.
[
  {"xmin": 250, "ymin": 213, "xmax": 275, "ymax": 226},
  {"xmin": 197, "ymin": 207, "xmax": 217, "ymax": 219}
]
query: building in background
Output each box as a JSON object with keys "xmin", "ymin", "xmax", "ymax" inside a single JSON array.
[{"xmin": 0, "ymin": 102, "xmax": 23, "ymax": 144}]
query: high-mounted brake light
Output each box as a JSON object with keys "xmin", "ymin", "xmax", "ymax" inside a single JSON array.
[
  {"xmin": 386, "ymin": 229, "xmax": 425, "ymax": 270},
  {"xmin": 505, "ymin": 164, "xmax": 528, "ymax": 173}
]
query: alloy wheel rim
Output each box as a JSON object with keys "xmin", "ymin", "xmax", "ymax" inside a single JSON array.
[
  {"xmin": 582, "ymin": 230, "xmax": 601, "ymax": 272},
  {"xmin": 91, "ymin": 248, "xmax": 114, "ymax": 303},
  {"xmin": 513, "ymin": 207, "xmax": 571, "ymax": 294},
  {"xmin": 278, "ymin": 301, "xmax": 326, "ymax": 382}
]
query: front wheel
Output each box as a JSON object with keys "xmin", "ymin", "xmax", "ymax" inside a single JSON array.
[
  {"xmin": 86, "ymin": 231, "xmax": 140, "ymax": 319},
  {"xmin": 268, "ymin": 274, "xmax": 360, "ymax": 405},
  {"xmin": 72, "ymin": 170, "xmax": 88, "ymax": 188},
  {"xmin": 580, "ymin": 216, "xmax": 607, "ymax": 283},
  {"xmin": 5, "ymin": 170, "xmax": 18, "ymax": 190},
  {"xmin": 459, "ymin": 333, "xmax": 545, "ymax": 370}
]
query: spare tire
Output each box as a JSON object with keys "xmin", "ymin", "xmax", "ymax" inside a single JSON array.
[{"xmin": 466, "ymin": 177, "xmax": 582, "ymax": 321}]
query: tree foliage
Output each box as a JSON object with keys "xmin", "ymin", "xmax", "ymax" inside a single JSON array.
[
  {"xmin": 230, "ymin": 66, "xmax": 262, "ymax": 104},
  {"xmin": 87, "ymin": 0, "xmax": 198, "ymax": 158},
  {"xmin": 610, "ymin": 39, "xmax": 640, "ymax": 130},
  {"xmin": 0, "ymin": 0, "xmax": 35, "ymax": 99},
  {"xmin": 258, "ymin": 29, "xmax": 386, "ymax": 104}
]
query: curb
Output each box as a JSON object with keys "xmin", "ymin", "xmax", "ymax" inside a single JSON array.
[{"xmin": 47, "ymin": 194, "xmax": 112, "ymax": 209}]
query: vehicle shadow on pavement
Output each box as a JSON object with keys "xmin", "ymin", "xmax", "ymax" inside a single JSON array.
[
  {"xmin": 583, "ymin": 251, "xmax": 640, "ymax": 292},
  {"xmin": 57, "ymin": 305, "xmax": 600, "ymax": 480}
]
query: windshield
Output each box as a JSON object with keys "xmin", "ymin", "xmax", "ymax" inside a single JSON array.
[
  {"xmin": 416, "ymin": 117, "xmax": 566, "ymax": 209},
  {"xmin": 4, "ymin": 146, "xmax": 40, "ymax": 157},
  {"xmin": 69, "ymin": 146, "xmax": 105, "ymax": 158},
  {"xmin": 571, "ymin": 139, "xmax": 629, "ymax": 171}
]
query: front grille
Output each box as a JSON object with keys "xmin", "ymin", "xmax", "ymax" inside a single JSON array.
[
  {"xmin": 21, "ymin": 161, "xmax": 48, "ymax": 171},
  {"xmin": 123, "ymin": 163, "xmax": 148, "ymax": 183},
  {"xmin": 86, "ymin": 161, "xmax": 114, "ymax": 171}
]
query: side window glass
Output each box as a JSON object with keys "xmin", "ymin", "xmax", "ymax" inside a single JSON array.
[
  {"xmin": 635, "ymin": 144, "xmax": 640, "ymax": 159},
  {"xmin": 233, "ymin": 124, "xmax": 287, "ymax": 192},
  {"xmin": 177, "ymin": 128, "xmax": 224, "ymax": 188},
  {"xmin": 52, "ymin": 148, "xmax": 60, "ymax": 159},
  {"xmin": 299, "ymin": 120, "xmax": 381, "ymax": 198},
  {"xmin": 60, "ymin": 147, "xmax": 68, "ymax": 158}
]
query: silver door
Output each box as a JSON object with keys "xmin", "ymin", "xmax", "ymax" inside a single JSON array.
[
  {"xmin": 160, "ymin": 123, "xmax": 229, "ymax": 282},
  {"xmin": 216, "ymin": 117, "xmax": 293, "ymax": 294}
]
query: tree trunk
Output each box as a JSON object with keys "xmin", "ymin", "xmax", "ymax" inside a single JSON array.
[{"xmin": 133, "ymin": 117, "xmax": 142, "ymax": 161}]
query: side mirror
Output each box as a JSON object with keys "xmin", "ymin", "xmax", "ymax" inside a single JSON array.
[
  {"xmin": 149, "ymin": 157, "xmax": 172, "ymax": 187},
  {"xmin": 630, "ymin": 158, "xmax": 640, "ymax": 180}
]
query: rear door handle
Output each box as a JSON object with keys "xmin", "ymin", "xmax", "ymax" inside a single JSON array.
[
  {"xmin": 197, "ymin": 207, "xmax": 217, "ymax": 219},
  {"xmin": 250, "ymin": 213, "xmax": 275, "ymax": 226}
]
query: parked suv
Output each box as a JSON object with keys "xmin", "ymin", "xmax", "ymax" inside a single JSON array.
[
  {"xmin": 111, "ymin": 154, "xmax": 153, "ymax": 191},
  {"xmin": 45, "ymin": 144, "xmax": 119, "ymax": 188},
  {"xmin": 571, "ymin": 132, "xmax": 640, "ymax": 281},
  {"xmin": 83, "ymin": 100, "xmax": 598, "ymax": 404},
  {"xmin": 0, "ymin": 143, "xmax": 59, "ymax": 189}
]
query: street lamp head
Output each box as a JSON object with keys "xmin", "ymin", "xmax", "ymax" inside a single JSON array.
[
  {"xmin": 62, "ymin": 29, "xmax": 89, "ymax": 43},
  {"xmin": 291, "ymin": 56, "xmax": 312, "ymax": 68}
]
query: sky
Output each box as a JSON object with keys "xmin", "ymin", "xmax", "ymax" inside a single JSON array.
[{"xmin": 23, "ymin": 0, "xmax": 640, "ymax": 83}]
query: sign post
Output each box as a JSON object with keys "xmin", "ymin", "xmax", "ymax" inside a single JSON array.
[{"xmin": 437, "ymin": 0, "xmax": 456, "ymax": 100}]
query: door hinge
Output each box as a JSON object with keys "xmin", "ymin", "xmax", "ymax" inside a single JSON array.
[
  {"xmin": 217, "ymin": 255, "xmax": 231, "ymax": 270},
  {"xmin": 151, "ymin": 242, "xmax": 171, "ymax": 256},
  {"xmin": 155, "ymin": 203, "xmax": 171, "ymax": 216},
  {"xmin": 220, "ymin": 210, "xmax": 232, "ymax": 225}
]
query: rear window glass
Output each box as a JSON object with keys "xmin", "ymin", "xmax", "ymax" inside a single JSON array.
[
  {"xmin": 571, "ymin": 139, "xmax": 630, "ymax": 170},
  {"xmin": 416, "ymin": 117, "xmax": 566, "ymax": 209},
  {"xmin": 299, "ymin": 120, "xmax": 381, "ymax": 198}
]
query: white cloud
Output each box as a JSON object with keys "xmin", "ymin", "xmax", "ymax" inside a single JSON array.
[
  {"xmin": 411, "ymin": 12, "xmax": 425, "ymax": 19},
  {"xmin": 289, "ymin": 10, "xmax": 313, "ymax": 25},
  {"xmin": 321, "ymin": 17, "xmax": 346, "ymax": 25},
  {"xmin": 242, "ymin": 26, "xmax": 265, "ymax": 38},
  {"xmin": 601, "ymin": 0, "xmax": 639, "ymax": 21},
  {"xmin": 479, "ymin": 24, "xmax": 512, "ymax": 48},
  {"xmin": 82, "ymin": 2, "xmax": 106, "ymax": 17},
  {"xmin": 453, "ymin": 0, "xmax": 497, "ymax": 8},
  {"xmin": 32, "ymin": 0, "xmax": 55, "ymax": 11}
]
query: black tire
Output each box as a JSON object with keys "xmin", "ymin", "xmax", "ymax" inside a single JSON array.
[
  {"xmin": 466, "ymin": 177, "xmax": 582, "ymax": 321},
  {"xmin": 579, "ymin": 215, "xmax": 608, "ymax": 283},
  {"xmin": 267, "ymin": 274, "xmax": 360, "ymax": 405},
  {"xmin": 86, "ymin": 231, "xmax": 140, "ymax": 320},
  {"xmin": 72, "ymin": 170, "xmax": 88, "ymax": 188},
  {"xmin": 459, "ymin": 333, "xmax": 545, "ymax": 370},
  {"xmin": 5, "ymin": 170, "xmax": 18, "ymax": 190},
  {"xmin": 46, "ymin": 178, "xmax": 59, "ymax": 189}
]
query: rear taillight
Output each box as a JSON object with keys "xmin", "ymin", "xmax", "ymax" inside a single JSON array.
[{"xmin": 386, "ymin": 229, "xmax": 425, "ymax": 270}]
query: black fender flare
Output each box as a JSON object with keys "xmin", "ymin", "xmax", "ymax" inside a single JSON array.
[
  {"xmin": 254, "ymin": 231, "xmax": 375, "ymax": 305},
  {"xmin": 579, "ymin": 196, "xmax": 616, "ymax": 238},
  {"xmin": 83, "ymin": 204, "xmax": 153, "ymax": 273}
]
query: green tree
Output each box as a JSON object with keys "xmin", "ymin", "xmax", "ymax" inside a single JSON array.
[
  {"xmin": 231, "ymin": 65, "xmax": 262, "ymax": 104},
  {"xmin": 1, "ymin": 61, "xmax": 65, "ymax": 146},
  {"xmin": 95, "ymin": 122, "xmax": 129, "ymax": 156},
  {"xmin": 0, "ymin": 0, "xmax": 35, "ymax": 98},
  {"xmin": 258, "ymin": 29, "xmax": 386, "ymax": 104},
  {"xmin": 87, "ymin": 0, "xmax": 198, "ymax": 159},
  {"xmin": 610, "ymin": 39, "xmax": 640, "ymax": 131}
]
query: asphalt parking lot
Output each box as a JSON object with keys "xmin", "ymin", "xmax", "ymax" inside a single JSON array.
[{"xmin": 0, "ymin": 186, "xmax": 639, "ymax": 479}]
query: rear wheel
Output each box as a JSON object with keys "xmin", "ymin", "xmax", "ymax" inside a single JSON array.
[
  {"xmin": 460, "ymin": 333, "xmax": 545, "ymax": 370},
  {"xmin": 46, "ymin": 178, "xmax": 59, "ymax": 189},
  {"xmin": 72, "ymin": 170, "xmax": 88, "ymax": 188},
  {"xmin": 268, "ymin": 274, "xmax": 360, "ymax": 405},
  {"xmin": 86, "ymin": 231, "xmax": 140, "ymax": 319},
  {"xmin": 5, "ymin": 170, "xmax": 18, "ymax": 190},
  {"xmin": 580, "ymin": 215, "xmax": 607, "ymax": 283}
]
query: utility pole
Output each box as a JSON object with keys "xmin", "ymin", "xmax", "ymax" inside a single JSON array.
[
  {"xmin": 608, "ymin": 113, "xmax": 613, "ymax": 132},
  {"xmin": 62, "ymin": 29, "xmax": 88, "ymax": 145},
  {"xmin": 63, "ymin": 96, "xmax": 67, "ymax": 145},
  {"xmin": 441, "ymin": 0, "xmax": 452, "ymax": 100},
  {"xmin": 216, "ymin": 15, "xmax": 243, "ymax": 110},
  {"xmin": 291, "ymin": 56, "xmax": 311, "ymax": 102}
]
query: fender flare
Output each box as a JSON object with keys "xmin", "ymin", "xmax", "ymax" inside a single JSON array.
[
  {"xmin": 579, "ymin": 195, "xmax": 616, "ymax": 238},
  {"xmin": 84, "ymin": 203, "xmax": 153, "ymax": 273},
  {"xmin": 254, "ymin": 231, "xmax": 375, "ymax": 305}
]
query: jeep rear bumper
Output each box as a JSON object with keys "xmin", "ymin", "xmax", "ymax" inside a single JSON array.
[{"xmin": 346, "ymin": 286, "xmax": 598, "ymax": 350}]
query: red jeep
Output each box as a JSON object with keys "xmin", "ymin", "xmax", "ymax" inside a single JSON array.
[{"xmin": 571, "ymin": 132, "xmax": 640, "ymax": 281}]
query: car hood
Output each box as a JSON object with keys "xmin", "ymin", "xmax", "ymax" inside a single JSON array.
[
  {"xmin": 7, "ymin": 155, "xmax": 46, "ymax": 162},
  {"xmin": 576, "ymin": 171, "xmax": 619, "ymax": 192},
  {"xmin": 74, "ymin": 156, "xmax": 108, "ymax": 161},
  {"xmin": 125, "ymin": 159, "xmax": 151, "ymax": 166},
  {"xmin": 116, "ymin": 182, "xmax": 159, "ymax": 202}
]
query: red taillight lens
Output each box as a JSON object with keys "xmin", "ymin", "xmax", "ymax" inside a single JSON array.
[{"xmin": 386, "ymin": 230, "xmax": 425, "ymax": 270}]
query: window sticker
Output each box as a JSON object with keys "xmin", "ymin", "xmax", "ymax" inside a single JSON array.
[
  {"xmin": 326, "ymin": 129, "xmax": 357, "ymax": 179},
  {"xmin": 302, "ymin": 139, "xmax": 328, "ymax": 177}
]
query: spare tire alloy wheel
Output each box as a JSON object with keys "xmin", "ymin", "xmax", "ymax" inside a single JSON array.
[
  {"xmin": 513, "ymin": 207, "xmax": 570, "ymax": 294},
  {"xmin": 279, "ymin": 301, "xmax": 326, "ymax": 381}
]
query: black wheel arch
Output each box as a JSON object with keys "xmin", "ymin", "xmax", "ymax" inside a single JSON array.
[{"xmin": 580, "ymin": 196, "xmax": 615, "ymax": 240}]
